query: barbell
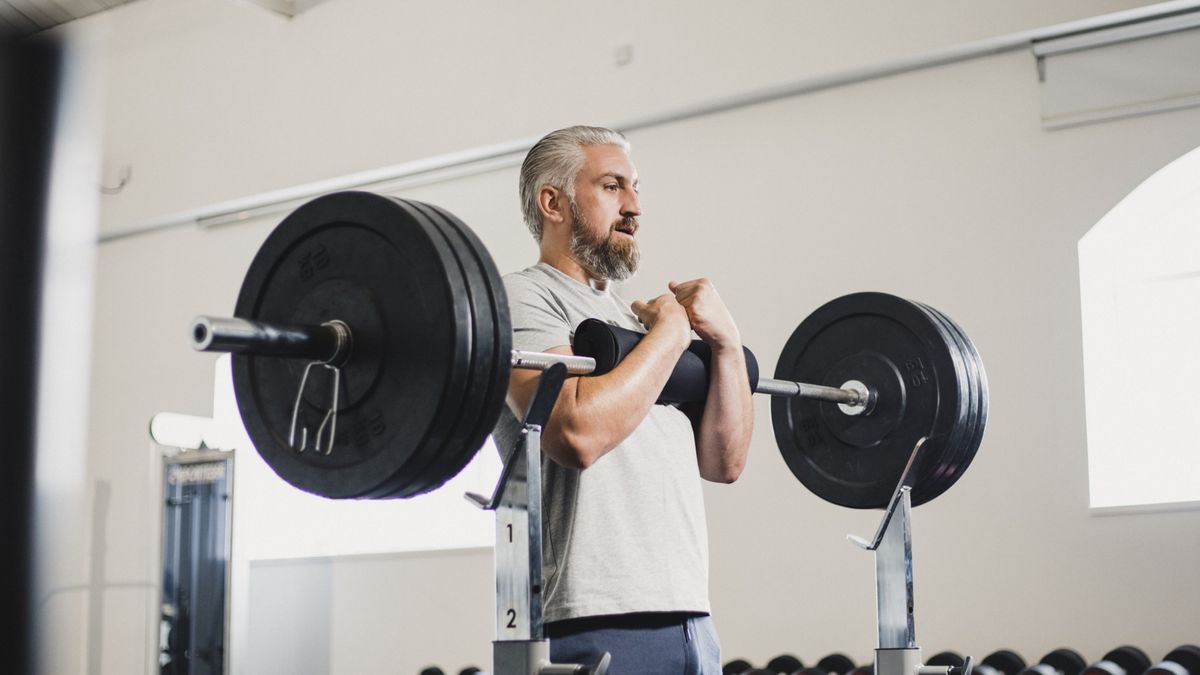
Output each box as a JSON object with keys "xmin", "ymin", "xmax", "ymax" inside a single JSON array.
[{"xmin": 189, "ymin": 191, "xmax": 987, "ymax": 507}]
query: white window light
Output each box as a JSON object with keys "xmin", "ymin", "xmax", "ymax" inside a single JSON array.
[{"xmin": 1079, "ymin": 144, "xmax": 1200, "ymax": 510}]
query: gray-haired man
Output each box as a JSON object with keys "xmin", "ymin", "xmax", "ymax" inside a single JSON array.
[{"xmin": 494, "ymin": 126, "xmax": 753, "ymax": 674}]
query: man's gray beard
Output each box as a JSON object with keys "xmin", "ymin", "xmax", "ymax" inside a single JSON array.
[{"xmin": 568, "ymin": 201, "xmax": 640, "ymax": 282}]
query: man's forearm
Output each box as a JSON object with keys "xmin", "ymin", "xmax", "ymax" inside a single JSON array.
[
  {"xmin": 695, "ymin": 344, "xmax": 753, "ymax": 482},
  {"xmin": 549, "ymin": 324, "xmax": 689, "ymax": 466}
]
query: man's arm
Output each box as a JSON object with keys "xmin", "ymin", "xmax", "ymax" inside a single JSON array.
[
  {"xmin": 669, "ymin": 278, "xmax": 753, "ymax": 483},
  {"xmin": 506, "ymin": 293, "xmax": 692, "ymax": 470}
]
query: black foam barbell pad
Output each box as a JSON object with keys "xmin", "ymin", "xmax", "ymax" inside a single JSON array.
[{"xmin": 572, "ymin": 319, "xmax": 760, "ymax": 403}]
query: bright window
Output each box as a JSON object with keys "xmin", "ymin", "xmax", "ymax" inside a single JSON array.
[{"xmin": 1079, "ymin": 145, "xmax": 1200, "ymax": 509}]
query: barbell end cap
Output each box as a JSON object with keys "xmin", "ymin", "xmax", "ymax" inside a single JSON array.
[{"xmin": 190, "ymin": 316, "xmax": 216, "ymax": 351}]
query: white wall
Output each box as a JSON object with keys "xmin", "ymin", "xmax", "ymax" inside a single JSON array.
[{"xmin": 66, "ymin": 0, "xmax": 1200, "ymax": 673}]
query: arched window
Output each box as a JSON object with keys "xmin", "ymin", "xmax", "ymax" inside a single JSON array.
[{"xmin": 1079, "ymin": 145, "xmax": 1200, "ymax": 509}]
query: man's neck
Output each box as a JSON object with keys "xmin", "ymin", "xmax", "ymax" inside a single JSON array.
[{"xmin": 537, "ymin": 250, "xmax": 610, "ymax": 292}]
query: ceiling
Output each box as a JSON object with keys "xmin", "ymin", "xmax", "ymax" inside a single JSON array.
[{"xmin": 0, "ymin": 0, "xmax": 139, "ymax": 35}]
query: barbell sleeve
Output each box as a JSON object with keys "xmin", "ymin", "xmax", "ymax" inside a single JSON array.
[
  {"xmin": 754, "ymin": 378, "xmax": 867, "ymax": 405},
  {"xmin": 511, "ymin": 350, "xmax": 596, "ymax": 375},
  {"xmin": 190, "ymin": 316, "xmax": 350, "ymax": 363}
]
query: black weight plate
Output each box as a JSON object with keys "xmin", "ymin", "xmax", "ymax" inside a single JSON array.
[
  {"xmin": 910, "ymin": 302, "xmax": 976, "ymax": 502},
  {"xmin": 373, "ymin": 201, "xmax": 512, "ymax": 498},
  {"xmin": 905, "ymin": 302, "xmax": 972, "ymax": 503},
  {"xmin": 1043, "ymin": 649, "xmax": 1088, "ymax": 675},
  {"xmin": 983, "ymin": 650, "xmax": 1027, "ymax": 675},
  {"xmin": 354, "ymin": 199, "xmax": 479, "ymax": 498},
  {"xmin": 921, "ymin": 305, "xmax": 988, "ymax": 499},
  {"xmin": 771, "ymin": 292, "xmax": 964, "ymax": 508},
  {"xmin": 423, "ymin": 202, "xmax": 512, "ymax": 461},
  {"xmin": 1160, "ymin": 646, "xmax": 1200, "ymax": 675},
  {"xmin": 388, "ymin": 200, "xmax": 496, "ymax": 496},
  {"xmin": 920, "ymin": 303, "xmax": 988, "ymax": 500},
  {"xmin": 232, "ymin": 191, "xmax": 473, "ymax": 499}
]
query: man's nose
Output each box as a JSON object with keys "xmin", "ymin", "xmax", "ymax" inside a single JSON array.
[{"xmin": 622, "ymin": 190, "xmax": 642, "ymax": 218}]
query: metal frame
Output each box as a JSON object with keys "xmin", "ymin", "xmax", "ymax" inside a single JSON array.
[
  {"xmin": 465, "ymin": 364, "xmax": 609, "ymax": 675},
  {"xmin": 848, "ymin": 437, "xmax": 971, "ymax": 675},
  {"xmin": 156, "ymin": 448, "xmax": 236, "ymax": 675}
]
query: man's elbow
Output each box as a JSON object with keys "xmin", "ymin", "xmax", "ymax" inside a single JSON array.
[
  {"xmin": 700, "ymin": 443, "xmax": 748, "ymax": 483},
  {"xmin": 547, "ymin": 426, "xmax": 611, "ymax": 470},
  {"xmin": 703, "ymin": 462, "xmax": 744, "ymax": 484}
]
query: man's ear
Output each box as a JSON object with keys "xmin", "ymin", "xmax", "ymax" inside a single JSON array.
[{"xmin": 538, "ymin": 185, "xmax": 567, "ymax": 226}]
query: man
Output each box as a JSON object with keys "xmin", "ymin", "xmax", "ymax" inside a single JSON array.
[{"xmin": 494, "ymin": 125, "xmax": 753, "ymax": 674}]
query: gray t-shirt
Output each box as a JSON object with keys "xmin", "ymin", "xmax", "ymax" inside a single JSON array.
[{"xmin": 493, "ymin": 263, "xmax": 711, "ymax": 623}]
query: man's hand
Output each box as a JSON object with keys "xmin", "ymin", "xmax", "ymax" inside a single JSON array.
[
  {"xmin": 631, "ymin": 293, "xmax": 692, "ymax": 351},
  {"xmin": 668, "ymin": 278, "xmax": 741, "ymax": 351}
]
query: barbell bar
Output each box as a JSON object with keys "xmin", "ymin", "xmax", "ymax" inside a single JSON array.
[{"xmin": 190, "ymin": 315, "xmax": 871, "ymax": 407}]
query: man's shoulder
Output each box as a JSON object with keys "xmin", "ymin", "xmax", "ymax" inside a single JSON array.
[
  {"xmin": 503, "ymin": 265, "xmax": 554, "ymax": 299},
  {"xmin": 503, "ymin": 264, "xmax": 583, "ymax": 300},
  {"xmin": 502, "ymin": 264, "xmax": 546, "ymax": 286}
]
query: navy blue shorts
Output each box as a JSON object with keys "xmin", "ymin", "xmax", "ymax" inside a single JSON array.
[{"xmin": 546, "ymin": 613, "xmax": 722, "ymax": 675}]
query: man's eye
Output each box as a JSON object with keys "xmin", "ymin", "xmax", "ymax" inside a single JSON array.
[{"xmin": 605, "ymin": 184, "xmax": 619, "ymax": 191}]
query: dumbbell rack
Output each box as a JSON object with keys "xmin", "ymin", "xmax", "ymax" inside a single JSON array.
[
  {"xmin": 849, "ymin": 437, "xmax": 973, "ymax": 675},
  {"xmin": 466, "ymin": 364, "xmax": 609, "ymax": 675}
]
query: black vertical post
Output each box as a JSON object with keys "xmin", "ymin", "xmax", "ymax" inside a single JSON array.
[{"xmin": 0, "ymin": 31, "xmax": 64, "ymax": 675}]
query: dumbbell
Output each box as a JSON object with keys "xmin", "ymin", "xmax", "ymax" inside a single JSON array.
[
  {"xmin": 766, "ymin": 655, "xmax": 804, "ymax": 674},
  {"xmin": 419, "ymin": 668, "xmax": 445, "ymax": 675},
  {"xmin": 762, "ymin": 652, "xmax": 856, "ymax": 675},
  {"xmin": 974, "ymin": 650, "xmax": 1027, "ymax": 675},
  {"xmin": 925, "ymin": 651, "xmax": 982, "ymax": 675},
  {"xmin": 1147, "ymin": 645, "xmax": 1200, "ymax": 675},
  {"xmin": 814, "ymin": 654, "xmax": 858, "ymax": 675},
  {"xmin": 929, "ymin": 654, "xmax": 967, "ymax": 669},
  {"xmin": 725, "ymin": 659, "xmax": 756, "ymax": 675},
  {"xmin": 459, "ymin": 668, "xmax": 484, "ymax": 675},
  {"xmin": 1082, "ymin": 647, "xmax": 1151, "ymax": 675},
  {"xmin": 1018, "ymin": 649, "xmax": 1089, "ymax": 675},
  {"xmin": 849, "ymin": 664, "xmax": 874, "ymax": 675}
]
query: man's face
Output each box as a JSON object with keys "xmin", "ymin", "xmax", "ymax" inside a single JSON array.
[{"xmin": 567, "ymin": 144, "xmax": 642, "ymax": 281}]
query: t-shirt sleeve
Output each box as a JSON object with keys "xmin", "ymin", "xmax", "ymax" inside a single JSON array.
[{"xmin": 505, "ymin": 275, "xmax": 574, "ymax": 354}]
